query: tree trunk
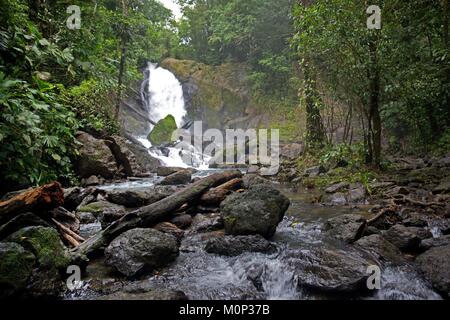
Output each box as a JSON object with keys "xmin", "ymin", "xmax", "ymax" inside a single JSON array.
[
  {"xmin": 303, "ymin": 61, "xmax": 325, "ymax": 149},
  {"xmin": 199, "ymin": 178, "xmax": 243, "ymax": 205},
  {"xmin": 72, "ymin": 171, "xmax": 242, "ymax": 258},
  {"xmin": 0, "ymin": 182, "xmax": 64, "ymax": 225},
  {"xmin": 368, "ymin": 34, "xmax": 381, "ymax": 168},
  {"xmin": 116, "ymin": 0, "xmax": 129, "ymax": 121}
]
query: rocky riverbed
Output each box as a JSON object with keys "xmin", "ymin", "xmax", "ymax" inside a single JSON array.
[{"xmin": 1, "ymin": 154, "xmax": 449, "ymax": 300}]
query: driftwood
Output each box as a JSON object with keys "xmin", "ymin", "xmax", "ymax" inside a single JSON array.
[
  {"xmin": 72, "ymin": 170, "xmax": 242, "ymax": 257},
  {"xmin": 52, "ymin": 218, "xmax": 85, "ymax": 243},
  {"xmin": 0, "ymin": 182, "xmax": 64, "ymax": 225},
  {"xmin": 199, "ymin": 178, "xmax": 243, "ymax": 205}
]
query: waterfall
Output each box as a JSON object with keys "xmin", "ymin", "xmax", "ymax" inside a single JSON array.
[{"xmin": 136, "ymin": 63, "xmax": 207, "ymax": 169}]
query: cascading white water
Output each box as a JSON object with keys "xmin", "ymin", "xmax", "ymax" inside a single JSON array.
[
  {"xmin": 136, "ymin": 63, "xmax": 209, "ymax": 168},
  {"xmin": 147, "ymin": 63, "xmax": 186, "ymax": 129}
]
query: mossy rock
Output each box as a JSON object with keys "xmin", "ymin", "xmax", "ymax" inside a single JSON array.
[
  {"xmin": 148, "ymin": 115, "xmax": 178, "ymax": 146},
  {"xmin": 0, "ymin": 242, "xmax": 36, "ymax": 298},
  {"xmin": 77, "ymin": 200, "xmax": 124, "ymax": 215},
  {"xmin": 6, "ymin": 226, "xmax": 69, "ymax": 271}
]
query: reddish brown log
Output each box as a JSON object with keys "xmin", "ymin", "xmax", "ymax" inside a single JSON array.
[
  {"xmin": 0, "ymin": 182, "xmax": 64, "ymax": 225},
  {"xmin": 199, "ymin": 178, "xmax": 243, "ymax": 205}
]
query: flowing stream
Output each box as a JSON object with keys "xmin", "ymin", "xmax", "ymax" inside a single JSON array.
[{"xmin": 69, "ymin": 65, "xmax": 442, "ymax": 300}]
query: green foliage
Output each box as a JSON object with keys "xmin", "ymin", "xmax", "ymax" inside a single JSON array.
[
  {"xmin": 0, "ymin": 72, "xmax": 78, "ymax": 185},
  {"xmin": 148, "ymin": 115, "xmax": 178, "ymax": 145},
  {"xmin": 63, "ymin": 79, "xmax": 118, "ymax": 135}
]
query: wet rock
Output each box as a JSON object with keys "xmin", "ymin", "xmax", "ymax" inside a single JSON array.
[
  {"xmin": 383, "ymin": 225, "xmax": 428, "ymax": 252},
  {"xmin": 242, "ymin": 174, "xmax": 270, "ymax": 188},
  {"xmin": 126, "ymin": 140, "xmax": 161, "ymax": 173},
  {"xmin": 287, "ymin": 246, "xmax": 376, "ymax": 295},
  {"xmin": 6, "ymin": 226, "xmax": 69, "ymax": 270},
  {"xmin": 63, "ymin": 187, "xmax": 95, "ymax": 211},
  {"xmin": 325, "ymin": 182, "xmax": 349, "ymax": 194},
  {"xmin": 205, "ymin": 235, "xmax": 277, "ymax": 256},
  {"xmin": 0, "ymin": 212, "xmax": 49, "ymax": 240},
  {"xmin": 160, "ymin": 170, "xmax": 192, "ymax": 185},
  {"xmin": 402, "ymin": 212, "xmax": 428, "ymax": 228},
  {"xmin": 419, "ymin": 235, "xmax": 450, "ymax": 252},
  {"xmin": 75, "ymin": 131, "xmax": 118, "ymax": 179},
  {"xmin": 78, "ymin": 212, "xmax": 97, "ymax": 224},
  {"xmin": 0, "ymin": 242, "xmax": 35, "ymax": 298},
  {"xmin": 105, "ymin": 228, "xmax": 179, "ymax": 277},
  {"xmin": 416, "ymin": 244, "xmax": 450, "ymax": 297},
  {"xmin": 171, "ymin": 214, "xmax": 193, "ymax": 229},
  {"xmin": 347, "ymin": 185, "xmax": 367, "ymax": 204},
  {"xmin": 106, "ymin": 135, "xmax": 147, "ymax": 177},
  {"xmin": 77, "ymin": 200, "xmax": 126, "ymax": 219},
  {"xmin": 280, "ymin": 143, "xmax": 305, "ymax": 160},
  {"xmin": 190, "ymin": 213, "xmax": 223, "ymax": 233},
  {"xmin": 157, "ymin": 166, "xmax": 185, "ymax": 177},
  {"xmin": 304, "ymin": 165, "xmax": 326, "ymax": 177},
  {"xmin": 325, "ymin": 214, "xmax": 367, "ymax": 243},
  {"xmin": 355, "ymin": 234, "xmax": 404, "ymax": 264},
  {"xmin": 107, "ymin": 188, "xmax": 165, "ymax": 208},
  {"xmin": 153, "ymin": 222, "xmax": 184, "ymax": 243},
  {"xmin": 82, "ymin": 175, "xmax": 100, "ymax": 187},
  {"xmin": 221, "ymin": 184, "xmax": 290, "ymax": 239}
]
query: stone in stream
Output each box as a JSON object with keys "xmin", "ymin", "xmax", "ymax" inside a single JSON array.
[
  {"xmin": 325, "ymin": 182, "xmax": 350, "ymax": 194},
  {"xmin": 77, "ymin": 200, "xmax": 127, "ymax": 227},
  {"xmin": 221, "ymin": 184, "xmax": 290, "ymax": 239},
  {"xmin": 0, "ymin": 242, "xmax": 35, "ymax": 298},
  {"xmin": 107, "ymin": 188, "xmax": 166, "ymax": 208},
  {"xmin": 416, "ymin": 244, "xmax": 450, "ymax": 297},
  {"xmin": 355, "ymin": 234, "xmax": 404, "ymax": 264},
  {"xmin": 286, "ymin": 246, "xmax": 377, "ymax": 295},
  {"xmin": 171, "ymin": 214, "xmax": 193, "ymax": 229},
  {"xmin": 105, "ymin": 228, "xmax": 179, "ymax": 277},
  {"xmin": 324, "ymin": 214, "xmax": 367, "ymax": 243},
  {"xmin": 6, "ymin": 226, "xmax": 70, "ymax": 297},
  {"xmin": 160, "ymin": 169, "xmax": 192, "ymax": 185},
  {"xmin": 303, "ymin": 165, "xmax": 326, "ymax": 177},
  {"xmin": 419, "ymin": 235, "xmax": 450, "ymax": 252},
  {"xmin": 205, "ymin": 235, "xmax": 277, "ymax": 257},
  {"xmin": 242, "ymin": 174, "xmax": 270, "ymax": 189},
  {"xmin": 383, "ymin": 224, "xmax": 432, "ymax": 252},
  {"xmin": 157, "ymin": 166, "xmax": 185, "ymax": 177},
  {"xmin": 190, "ymin": 213, "xmax": 224, "ymax": 233}
]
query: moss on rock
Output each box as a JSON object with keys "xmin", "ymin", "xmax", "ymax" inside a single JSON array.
[
  {"xmin": 6, "ymin": 226, "xmax": 69, "ymax": 271},
  {"xmin": 148, "ymin": 115, "xmax": 178, "ymax": 146},
  {"xmin": 0, "ymin": 242, "xmax": 35, "ymax": 297}
]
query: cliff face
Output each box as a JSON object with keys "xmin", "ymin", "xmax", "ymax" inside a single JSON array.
[{"xmin": 160, "ymin": 58, "xmax": 267, "ymax": 132}]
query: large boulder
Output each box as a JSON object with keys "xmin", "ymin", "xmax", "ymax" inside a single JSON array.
[
  {"xmin": 0, "ymin": 242, "xmax": 35, "ymax": 298},
  {"xmin": 205, "ymin": 235, "xmax": 276, "ymax": 257},
  {"xmin": 324, "ymin": 214, "xmax": 367, "ymax": 243},
  {"xmin": 106, "ymin": 135, "xmax": 147, "ymax": 177},
  {"xmin": 148, "ymin": 115, "xmax": 178, "ymax": 146},
  {"xmin": 126, "ymin": 140, "xmax": 161, "ymax": 173},
  {"xmin": 6, "ymin": 226, "xmax": 69, "ymax": 271},
  {"xmin": 286, "ymin": 246, "xmax": 377, "ymax": 295},
  {"xmin": 105, "ymin": 228, "xmax": 179, "ymax": 277},
  {"xmin": 383, "ymin": 225, "xmax": 431, "ymax": 252},
  {"xmin": 416, "ymin": 244, "xmax": 450, "ymax": 297},
  {"xmin": 6, "ymin": 226, "xmax": 70, "ymax": 297},
  {"xmin": 75, "ymin": 131, "xmax": 118, "ymax": 179},
  {"xmin": 221, "ymin": 184, "xmax": 290, "ymax": 239},
  {"xmin": 355, "ymin": 234, "xmax": 404, "ymax": 264},
  {"xmin": 160, "ymin": 169, "xmax": 192, "ymax": 185}
]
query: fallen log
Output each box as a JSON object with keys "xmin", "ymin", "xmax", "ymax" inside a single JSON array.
[
  {"xmin": 0, "ymin": 182, "xmax": 64, "ymax": 225},
  {"xmin": 199, "ymin": 178, "xmax": 243, "ymax": 205},
  {"xmin": 72, "ymin": 170, "xmax": 242, "ymax": 257}
]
